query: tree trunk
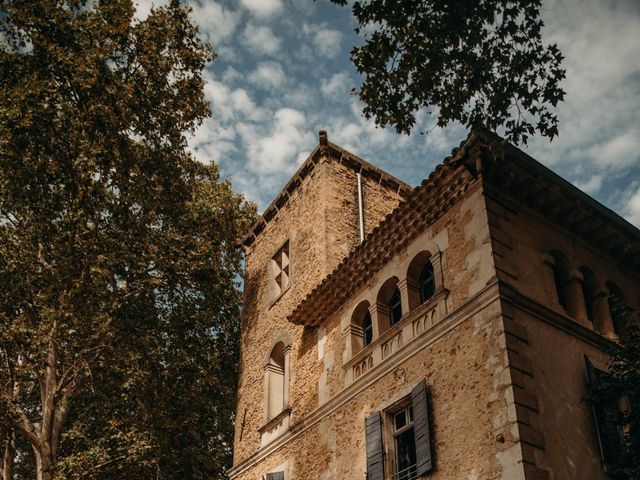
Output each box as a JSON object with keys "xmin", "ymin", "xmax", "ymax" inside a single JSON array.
[
  {"xmin": 34, "ymin": 445, "xmax": 55, "ymax": 480},
  {"xmin": 2, "ymin": 430, "xmax": 15, "ymax": 480}
]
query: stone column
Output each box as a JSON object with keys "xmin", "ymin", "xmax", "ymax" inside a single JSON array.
[
  {"xmin": 397, "ymin": 278, "xmax": 411, "ymax": 317},
  {"xmin": 592, "ymin": 291, "xmax": 616, "ymax": 339},
  {"xmin": 431, "ymin": 251, "xmax": 444, "ymax": 290},
  {"xmin": 370, "ymin": 302, "xmax": 389, "ymax": 338},
  {"xmin": 564, "ymin": 270, "xmax": 591, "ymax": 329}
]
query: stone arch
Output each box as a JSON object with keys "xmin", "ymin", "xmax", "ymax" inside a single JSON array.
[
  {"xmin": 376, "ymin": 276, "xmax": 402, "ymax": 333},
  {"xmin": 265, "ymin": 339, "xmax": 291, "ymax": 421},
  {"xmin": 606, "ymin": 281, "xmax": 628, "ymax": 337},
  {"xmin": 350, "ymin": 300, "xmax": 373, "ymax": 350},
  {"xmin": 579, "ymin": 266, "xmax": 599, "ymax": 324},
  {"xmin": 406, "ymin": 251, "xmax": 437, "ymax": 311},
  {"xmin": 549, "ymin": 250, "xmax": 573, "ymax": 311}
]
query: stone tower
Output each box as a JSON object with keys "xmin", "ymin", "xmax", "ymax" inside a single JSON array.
[{"xmin": 233, "ymin": 132, "xmax": 411, "ymax": 466}]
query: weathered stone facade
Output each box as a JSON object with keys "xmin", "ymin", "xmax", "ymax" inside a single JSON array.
[{"xmin": 230, "ymin": 129, "xmax": 640, "ymax": 480}]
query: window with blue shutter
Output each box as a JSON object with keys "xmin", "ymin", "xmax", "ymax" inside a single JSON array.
[
  {"xmin": 365, "ymin": 380, "xmax": 434, "ymax": 480},
  {"xmin": 365, "ymin": 411, "xmax": 384, "ymax": 480}
]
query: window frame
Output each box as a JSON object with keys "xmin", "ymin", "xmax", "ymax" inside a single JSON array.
[{"xmin": 270, "ymin": 239, "xmax": 292, "ymax": 306}]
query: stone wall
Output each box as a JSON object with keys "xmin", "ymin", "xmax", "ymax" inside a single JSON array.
[
  {"xmin": 484, "ymin": 185, "xmax": 640, "ymax": 479},
  {"xmin": 232, "ymin": 170, "xmax": 519, "ymax": 479},
  {"xmin": 234, "ymin": 152, "xmax": 406, "ymax": 465}
]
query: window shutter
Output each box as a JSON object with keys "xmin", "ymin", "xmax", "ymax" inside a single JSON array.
[
  {"xmin": 584, "ymin": 355, "xmax": 621, "ymax": 468},
  {"xmin": 365, "ymin": 411, "xmax": 384, "ymax": 480},
  {"xmin": 265, "ymin": 472, "xmax": 284, "ymax": 480},
  {"xmin": 412, "ymin": 380, "xmax": 433, "ymax": 476}
]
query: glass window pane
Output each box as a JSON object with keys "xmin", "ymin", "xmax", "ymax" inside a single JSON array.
[
  {"xmin": 394, "ymin": 410, "xmax": 406, "ymax": 430},
  {"xmin": 395, "ymin": 427, "xmax": 417, "ymax": 480}
]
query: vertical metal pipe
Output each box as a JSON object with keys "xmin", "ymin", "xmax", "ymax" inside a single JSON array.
[{"xmin": 357, "ymin": 172, "xmax": 365, "ymax": 243}]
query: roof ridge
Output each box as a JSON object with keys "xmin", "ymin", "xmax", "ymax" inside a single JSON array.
[{"xmin": 242, "ymin": 131, "xmax": 413, "ymax": 248}]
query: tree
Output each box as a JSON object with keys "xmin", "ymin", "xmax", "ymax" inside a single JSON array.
[
  {"xmin": 586, "ymin": 301, "xmax": 640, "ymax": 480},
  {"xmin": 0, "ymin": 1, "xmax": 255, "ymax": 479},
  {"xmin": 331, "ymin": 0, "xmax": 566, "ymax": 144}
]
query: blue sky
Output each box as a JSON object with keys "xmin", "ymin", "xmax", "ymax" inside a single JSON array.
[{"xmin": 136, "ymin": 0, "xmax": 640, "ymax": 227}]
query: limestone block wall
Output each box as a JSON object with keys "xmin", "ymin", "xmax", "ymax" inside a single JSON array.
[
  {"xmin": 231, "ymin": 174, "xmax": 524, "ymax": 479},
  {"xmin": 232, "ymin": 295, "xmax": 517, "ymax": 480},
  {"xmin": 484, "ymin": 189, "xmax": 640, "ymax": 325},
  {"xmin": 234, "ymin": 154, "xmax": 406, "ymax": 465},
  {"xmin": 484, "ymin": 187, "xmax": 640, "ymax": 479}
]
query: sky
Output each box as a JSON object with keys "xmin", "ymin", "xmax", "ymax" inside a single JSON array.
[{"xmin": 136, "ymin": 0, "xmax": 640, "ymax": 227}]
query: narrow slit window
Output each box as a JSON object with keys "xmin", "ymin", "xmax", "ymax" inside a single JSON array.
[{"xmin": 272, "ymin": 240, "xmax": 290, "ymax": 298}]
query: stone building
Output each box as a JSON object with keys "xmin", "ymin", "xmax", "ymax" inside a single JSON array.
[{"xmin": 229, "ymin": 128, "xmax": 640, "ymax": 480}]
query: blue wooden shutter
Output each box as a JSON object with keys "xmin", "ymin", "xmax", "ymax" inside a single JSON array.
[
  {"xmin": 365, "ymin": 411, "xmax": 384, "ymax": 480},
  {"xmin": 412, "ymin": 380, "xmax": 433, "ymax": 476}
]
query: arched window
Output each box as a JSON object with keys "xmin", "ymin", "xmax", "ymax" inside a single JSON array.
[
  {"xmin": 377, "ymin": 277, "xmax": 402, "ymax": 333},
  {"xmin": 350, "ymin": 301, "xmax": 372, "ymax": 353},
  {"xmin": 406, "ymin": 251, "xmax": 437, "ymax": 311},
  {"xmin": 265, "ymin": 342, "xmax": 288, "ymax": 421},
  {"xmin": 580, "ymin": 266, "xmax": 599, "ymax": 324},
  {"xmin": 550, "ymin": 250, "xmax": 571, "ymax": 311},
  {"xmin": 419, "ymin": 263, "xmax": 435, "ymax": 304},
  {"xmin": 363, "ymin": 311, "xmax": 373, "ymax": 347},
  {"xmin": 389, "ymin": 287, "xmax": 402, "ymax": 326},
  {"xmin": 606, "ymin": 282, "xmax": 628, "ymax": 337}
]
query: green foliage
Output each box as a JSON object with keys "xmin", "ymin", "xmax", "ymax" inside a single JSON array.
[
  {"xmin": 587, "ymin": 302, "xmax": 640, "ymax": 480},
  {"xmin": 331, "ymin": 0, "xmax": 566, "ymax": 144},
  {"xmin": 0, "ymin": 0, "xmax": 255, "ymax": 478}
]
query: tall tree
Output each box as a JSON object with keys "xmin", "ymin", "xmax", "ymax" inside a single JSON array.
[
  {"xmin": 331, "ymin": 0, "xmax": 566, "ymax": 144},
  {"xmin": 0, "ymin": 1, "xmax": 255, "ymax": 479}
]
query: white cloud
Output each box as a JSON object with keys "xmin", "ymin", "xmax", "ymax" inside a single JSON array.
[
  {"xmin": 589, "ymin": 132, "xmax": 640, "ymax": 170},
  {"xmin": 203, "ymin": 75, "xmax": 264, "ymax": 122},
  {"xmin": 241, "ymin": 108, "xmax": 314, "ymax": 175},
  {"xmin": 248, "ymin": 62, "xmax": 287, "ymax": 90},
  {"xmin": 624, "ymin": 187, "xmax": 640, "ymax": 227},
  {"xmin": 303, "ymin": 23, "xmax": 343, "ymax": 58},
  {"xmin": 239, "ymin": 0, "xmax": 283, "ymax": 18},
  {"xmin": 134, "ymin": 0, "xmax": 169, "ymax": 20},
  {"xmin": 573, "ymin": 175, "xmax": 603, "ymax": 194},
  {"xmin": 321, "ymin": 72, "xmax": 352, "ymax": 99},
  {"xmin": 242, "ymin": 24, "xmax": 282, "ymax": 55},
  {"xmin": 189, "ymin": 1, "xmax": 241, "ymax": 46}
]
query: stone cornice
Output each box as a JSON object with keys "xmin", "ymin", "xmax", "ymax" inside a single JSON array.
[
  {"xmin": 456, "ymin": 128, "xmax": 640, "ymax": 273},
  {"xmin": 242, "ymin": 132, "xmax": 413, "ymax": 249}
]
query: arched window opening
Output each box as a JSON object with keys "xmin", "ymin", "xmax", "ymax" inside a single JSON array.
[
  {"xmin": 377, "ymin": 277, "xmax": 402, "ymax": 334},
  {"xmin": 266, "ymin": 342, "xmax": 288, "ymax": 421},
  {"xmin": 419, "ymin": 263, "xmax": 435, "ymax": 304},
  {"xmin": 580, "ymin": 266, "xmax": 599, "ymax": 324},
  {"xmin": 406, "ymin": 251, "xmax": 438, "ymax": 311},
  {"xmin": 550, "ymin": 251, "xmax": 571, "ymax": 311},
  {"xmin": 389, "ymin": 288, "xmax": 403, "ymax": 326},
  {"xmin": 350, "ymin": 301, "xmax": 372, "ymax": 353},
  {"xmin": 606, "ymin": 282, "xmax": 629, "ymax": 338},
  {"xmin": 363, "ymin": 311, "xmax": 373, "ymax": 347}
]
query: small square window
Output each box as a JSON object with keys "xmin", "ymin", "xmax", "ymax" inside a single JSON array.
[{"xmin": 271, "ymin": 240, "xmax": 291, "ymax": 300}]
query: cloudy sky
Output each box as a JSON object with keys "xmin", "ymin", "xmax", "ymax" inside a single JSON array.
[{"xmin": 138, "ymin": 0, "xmax": 640, "ymax": 226}]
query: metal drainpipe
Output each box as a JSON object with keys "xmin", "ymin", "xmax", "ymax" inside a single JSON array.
[{"xmin": 357, "ymin": 172, "xmax": 365, "ymax": 243}]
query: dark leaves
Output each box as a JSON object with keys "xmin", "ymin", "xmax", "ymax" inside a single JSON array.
[{"xmin": 331, "ymin": 0, "xmax": 566, "ymax": 144}]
